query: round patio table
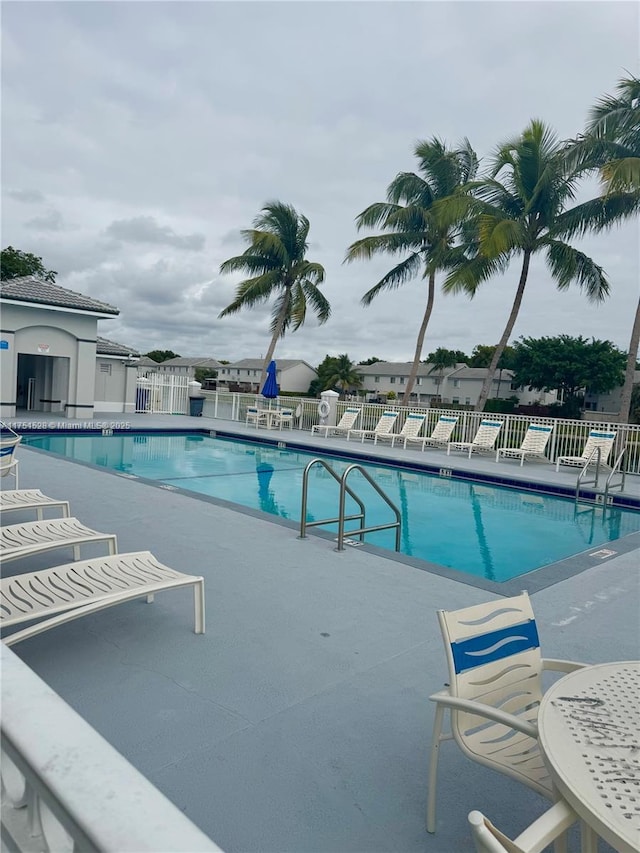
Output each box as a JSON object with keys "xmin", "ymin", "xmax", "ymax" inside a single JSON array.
[{"xmin": 537, "ymin": 661, "xmax": 640, "ymax": 853}]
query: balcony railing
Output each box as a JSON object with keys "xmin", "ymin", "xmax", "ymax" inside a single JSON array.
[{"xmin": 1, "ymin": 644, "xmax": 223, "ymax": 853}]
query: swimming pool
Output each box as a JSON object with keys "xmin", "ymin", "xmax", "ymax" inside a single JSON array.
[{"xmin": 22, "ymin": 430, "xmax": 640, "ymax": 583}]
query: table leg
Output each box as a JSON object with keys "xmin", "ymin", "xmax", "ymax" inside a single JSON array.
[{"xmin": 579, "ymin": 821, "xmax": 598, "ymax": 853}]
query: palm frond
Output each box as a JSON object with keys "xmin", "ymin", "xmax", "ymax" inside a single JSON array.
[
  {"xmin": 555, "ymin": 192, "xmax": 640, "ymax": 237},
  {"xmin": 218, "ymin": 271, "xmax": 282, "ymax": 317},
  {"xmin": 601, "ymin": 157, "xmax": 640, "ymax": 192},
  {"xmin": 386, "ymin": 172, "xmax": 432, "ymax": 206},
  {"xmin": 355, "ymin": 202, "xmax": 404, "ymax": 231},
  {"xmin": 478, "ymin": 215, "xmax": 526, "ymax": 256},
  {"xmin": 219, "ymin": 253, "xmax": 278, "ymax": 275},
  {"xmin": 360, "ymin": 252, "xmax": 424, "ymax": 305},
  {"xmin": 544, "ymin": 239, "xmax": 609, "ymax": 302},
  {"xmin": 442, "ymin": 253, "xmax": 510, "ymax": 296},
  {"xmin": 300, "ymin": 279, "xmax": 331, "ymax": 323},
  {"xmin": 345, "ymin": 232, "xmax": 427, "ymax": 263}
]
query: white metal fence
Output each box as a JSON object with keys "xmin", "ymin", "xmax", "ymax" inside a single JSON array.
[
  {"xmin": 136, "ymin": 375, "xmax": 189, "ymax": 414},
  {"xmin": 199, "ymin": 391, "xmax": 640, "ymax": 475}
]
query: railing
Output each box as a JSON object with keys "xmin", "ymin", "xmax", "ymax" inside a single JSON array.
[
  {"xmin": 575, "ymin": 446, "xmax": 604, "ymax": 503},
  {"xmin": 1, "ymin": 645, "xmax": 223, "ymax": 853},
  {"xmin": 604, "ymin": 448, "xmax": 627, "ymax": 505},
  {"xmin": 196, "ymin": 391, "xmax": 640, "ymax": 475},
  {"xmin": 136, "ymin": 375, "xmax": 189, "ymax": 414},
  {"xmin": 299, "ymin": 458, "xmax": 401, "ymax": 552}
]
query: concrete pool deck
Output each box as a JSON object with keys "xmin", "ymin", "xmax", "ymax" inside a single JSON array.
[{"xmin": 3, "ymin": 413, "xmax": 639, "ymax": 852}]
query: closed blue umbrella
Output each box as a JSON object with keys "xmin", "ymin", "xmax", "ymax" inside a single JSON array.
[{"xmin": 261, "ymin": 360, "xmax": 279, "ymax": 401}]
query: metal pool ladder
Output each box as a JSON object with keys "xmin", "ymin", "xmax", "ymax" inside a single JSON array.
[
  {"xmin": 299, "ymin": 459, "xmax": 401, "ymax": 552},
  {"xmin": 575, "ymin": 446, "xmax": 626, "ymax": 506}
]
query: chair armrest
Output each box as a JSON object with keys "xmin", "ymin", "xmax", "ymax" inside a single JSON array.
[
  {"xmin": 541, "ymin": 658, "xmax": 587, "ymax": 673},
  {"xmin": 428, "ymin": 692, "xmax": 538, "ymax": 738}
]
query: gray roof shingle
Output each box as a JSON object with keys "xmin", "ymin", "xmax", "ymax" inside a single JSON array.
[
  {"xmin": 0, "ymin": 275, "xmax": 119, "ymax": 315},
  {"xmin": 96, "ymin": 336, "xmax": 139, "ymax": 358}
]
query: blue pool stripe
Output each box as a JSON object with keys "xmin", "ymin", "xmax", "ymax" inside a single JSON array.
[{"xmin": 451, "ymin": 619, "xmax": 540, "ymax": 673}]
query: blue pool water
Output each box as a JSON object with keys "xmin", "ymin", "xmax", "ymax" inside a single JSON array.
[{"xmin": 23, "ymin": 432, "xmax": 640, "ymax": 582}]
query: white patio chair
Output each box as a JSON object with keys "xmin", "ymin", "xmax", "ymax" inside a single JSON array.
[
  {"xmin": 555, "ymin": 429, "xmax": 616, "ymax": 471},
  {"xmin": 1, "ymin": 517, "xmax": 117, "ymax": 564},
  {"xmin": 468, "ymin": 801, "xmax": 577, "ymax": 853},
  {"xmin": 0, "ymin": 489, "xmax": 70, "ymax": 521},
  {"xmin": 347, "ymin": 411, "xmax": 399, "ymax": 443},
  {"xmin": 375, "ymin": 412, "xmax": 426, "ymax": 447},
  {"xmin": 405, "ymin": 415, "xmax": 459, "ymax": 451},
  {"xmin": 311, "ymin": 407, "xmax": 361, "ymax": 438},
  {"xmin": 426, "ymin": 591, "xmax": 585, "ymax": 834},
  {"xmin": 274, "ymin": 408, "xmax": 294, "ymax": 430},
  {"xmin": 245, "ymin": 406, "xmax": 267, "ymax": 428},
  {"xmin": 0, "ymin": 427, "xmax": 21, "ymax": 489},
  {"xmin": 496, "ymin": 424, "xmax": 553, "ymax": 466},
  {"xmin": 447, "ymin": 419, "xmax": 503, "ymax": 458},
  {"xmin": 1, "ymin": 551, "xmax": 205, "ymax": 645}
]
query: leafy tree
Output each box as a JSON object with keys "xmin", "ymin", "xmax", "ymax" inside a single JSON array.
[
  {"xmin": 358, "ymin": 356, "xmax": 383, "ymax": 365},
  {"xmin": 219, "ymin": 202, "xmax": 329, "ymax": 386},
  {"xmin": 443, "ymin": 119, "xmax": 633, "ymax": 412},
  {"xmin": 345, "ymin": 137, "xmax": 478, "ymax": 405},
  {"xmin": 194, "ymin": 367, "xmax": 217, "ymax": 383},
  {"xmin": 324, "ymin": 354, "xmax": 362, "ymax": 398},
  {"xmin": 468, "ymin": 344, "xmax": 515, "ymax": 369},
  {"xmin": 424, "ymin": 348, "xmax": 467, "ymax": 364},
  {"xmin": 1, "ymin": 246, "xmax": 57, "ymax": 282},
  {"xmin": 426, "ymin": 347, "xmax": 461, "ymax": 399},
  {"xmin": 146, "ymin": 350, "xmax": 180, "ymax": 363},
  {"xmin": 568, "ymin": 75, "xmax": 640, "ymax": 423},
  {"xmin": 512, "ymin": 335, "xmax": 626, "ymax": 418}
]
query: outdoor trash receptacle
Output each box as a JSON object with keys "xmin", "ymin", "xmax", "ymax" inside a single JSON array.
[{"xmin": 189, "ymin": 396, "xmax": 205, "ymax": 417}]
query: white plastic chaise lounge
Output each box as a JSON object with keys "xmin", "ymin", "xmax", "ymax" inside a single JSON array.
[
  {"xmin": 311, "ymin": 407, "xmax": 361, "ymax": 438},
  {"xmin": 555, "ymin": 429, "xmax": 616, "ymax": 472},
  {"xmin": 496, "ymin": 423, "xmax": 553, "ymax": 466},
  {"xmin": 0, "ymin": 489, "xmax": 70, "ymax": 521},
  {"xmin": 374, "ymin": 412, "xmax": 426, "ymax": 447},
  {"xmin": 447, "ymin": 419, "xmax": 503, "ymax": 458},
  {"xmin": 404, "ymin": 415, "xmax": 459, "ymax": 451},
  {"xmin": 347, "ymin": 411, "xmax": 399, "ymax": 443},
  {"xmin": 1, "ymin": 551, "xmax": 205, "ymax": 645},
  {"xmin": 0, "ymin": 424, "xmax": 21, "ymax": 488},
  {"xmin": 0, "ymin": 517, "xmax": 117, "ymax": 565}
]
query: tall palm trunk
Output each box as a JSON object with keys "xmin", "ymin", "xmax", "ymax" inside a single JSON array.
[
  {"xmin": 475, "ymin": 251, "xmax": 531, "ymax": 412},
  {"xmin": 402, "ymin": 270, "xmax": 436, "ymax": 405},
  {"xmin": 260, "ymin": 287, "xmax": 292, "ymax": 388},
  {"xmin": 618, "ymin": 295, "xmax": 640, "ymax": 423}
]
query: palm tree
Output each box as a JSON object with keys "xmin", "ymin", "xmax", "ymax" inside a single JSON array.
[
  {"xmin": 570, "ymin": 75, "xmax": 640, "ymax": 424},
  {"xmin": 324, "ymin": 354, "xmax": 363, "ymax": 398},
  {"xmin": 345, "ymin": 138, "xmax": 478, "ymax": 406},
  {"xmin": 444, "ymin": 119, "xmax": 629, "ymax": 412},
  {"xmin": 427, "ymin": 347, "xmax": 460, "ymax": 403},
  {"xmin": 219, "ymin": 202, "xmax": 330, "ymax": 386}
]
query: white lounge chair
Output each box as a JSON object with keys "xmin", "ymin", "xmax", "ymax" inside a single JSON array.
[
  {"xmin": 347, "ymin": 411, "xmax": 399, "ymax": 443},
  {"xmin": 426, "ymin": 591, "xmax": 584, "ymax": 834},
  {"xmin": 404, "ymin": 415, "xmax": 459, "ymax": 451},
  {"xmin": 1, "ymin": 551, "xmax": 205, "ymax": 645},
  {"xmin": 468, "ymin": 801, "xmax": 577, "ymax": 853},
  {"xmin": 447, "ymin": 419, "xmax": 503, "ymax": 458},
  {"xmin": 496, "ymin": 424, "xmax": 553, "ymax": 466},
  {"xmin": 555, "ymin": 429, "xmax": 616, "ymax": 471},
  {"xmin": 1, "ymin": 517, "xmax": 117, "ymax": 564},
  {"xmin": 0, "ymin": 489, "xmax": 70, "ymax": 521},
  {"xmin": 374, "ymin": 412, "xmax": 426, "ymax": 447},
  {"xmin": 311, "ymin": 407, "xmax": 361, "ymax": 438},
  {"xmin": 0, "ymin": 426, "xmax": 21, "ymax": 489}
]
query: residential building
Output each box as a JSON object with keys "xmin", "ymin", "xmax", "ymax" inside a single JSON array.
[
  {"xmin": 152, "ymin": 356, "xmax": 223, "ymax": 381},
  {"xmin": 356, "ymin": 362, "xmax": 557, "ymax": 408},
  {"xmin": 584, "ymin": 370, "xmax": 640, "ymax": 414},
  {"xmin": 94, "ymin": 337, "xmax": 140, "ymax": 413},
  {"xmin": 0, "ymin": 276, "xmax": 138, "ymax": 418},
  {"xmin": 217, "ymin": 359, "xmax": 317, "ymax": 394}
]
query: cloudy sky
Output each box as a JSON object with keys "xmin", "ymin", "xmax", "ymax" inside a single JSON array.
[{"xmin": 2, "ymin": 1, "xmax": 638, "ymax": 366}]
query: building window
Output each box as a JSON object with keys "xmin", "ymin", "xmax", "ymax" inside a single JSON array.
[
  {"xmin": 99, "ymin": 363, "xmax": 112, "ymax": 375},
  {"xmin": 254, "ymin": 370, "xmax": 258, "ymax": 376},
  {"xmin": 465, "ymin": 397, "xmax": 471, "ymax": 405},
  {"xmin": 390, "ymin": 377, "xmax": 396, "ymax": 384},
  {"xmin": 453, "ymin": 379, "xmax": 460, "ymax": 388},
  {"xmin": 399, "ymin": 377, "xmax": 405, "ymax": 384},
  {"xmin": 510, "ymin": 382, "xmax": 519, "ymax": 391},
  {"xmin": 452, "ymin": 397, "xmax": 459, "ymax": 404},
  {"xmin": 374, "ymin": 376, "xmax": 380, "ymax": 383},
  {"xmin": 416, "ymin": 378, "xmax": 421, "ymax": 385}
]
